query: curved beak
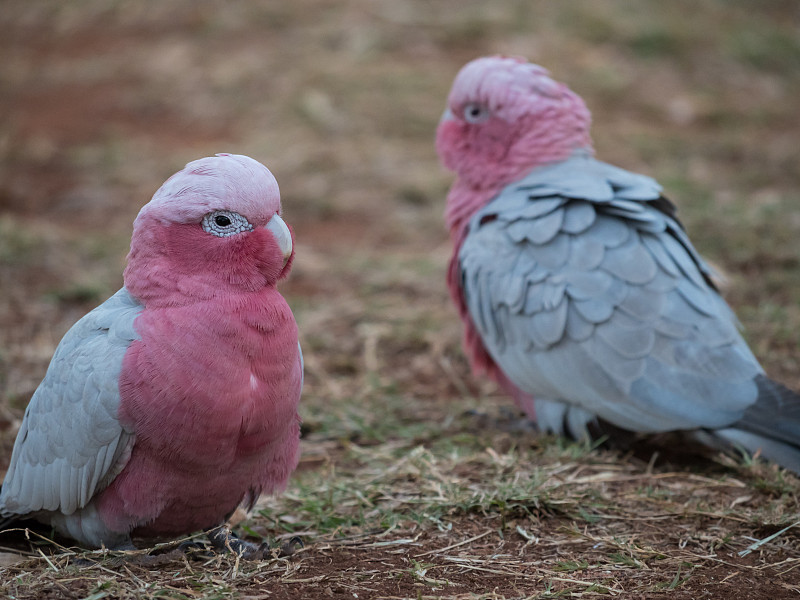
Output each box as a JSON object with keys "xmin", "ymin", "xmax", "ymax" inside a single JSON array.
[{"xmin": 265, "ymin": 214, "xmax": 293, "ymax": 265}]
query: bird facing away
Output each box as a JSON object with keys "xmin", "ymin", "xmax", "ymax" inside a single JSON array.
[
  {"xmin": 0, "ymin": 153, "xmax": 303, "ymax": 555},
  {"xmin": 436, "ymin": 55, "xmax": 800, "ymax": 473}
]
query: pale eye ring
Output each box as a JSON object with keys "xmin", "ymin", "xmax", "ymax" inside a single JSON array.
[
  {"xmin": 463, "ymin": 103, "xmax": 490, "ymax": 124},
  {"xmin": 201, "ymin": 210, "xmax": 254, "ymax": 237}
]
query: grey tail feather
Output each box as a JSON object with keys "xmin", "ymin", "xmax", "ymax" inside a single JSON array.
[
  {"xmin": 711, "ymin": 374, "xmax": 800, "ymax": 474},
  {"xmin": 742, "ymin": 375, "xmax": 800, "ymax": 446},
  {"xmin": 711, "ymin": 428, "xmax": 800, "ymax": 474}
]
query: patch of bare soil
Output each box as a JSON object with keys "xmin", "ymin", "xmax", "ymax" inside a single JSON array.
[{"xmin": 1, "ymin": 507, "xmax": 799, "ymax": 599}]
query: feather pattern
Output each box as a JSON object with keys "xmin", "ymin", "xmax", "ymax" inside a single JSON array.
[
  {"xmin": 0, "ymin": 288, "xmax": 140, "ymax": 517},
  {"xmin": 459, "ymin": 152, "xmax": 764, "ymax": 433}
]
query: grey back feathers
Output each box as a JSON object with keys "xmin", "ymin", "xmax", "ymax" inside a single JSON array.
[
  {"xmin": 0, "ymin": 288, "xmax": 142, "ymax": 520},
  {"xmin": 459, "ymin": 151, "xmax": 800, "ymax": 470}
]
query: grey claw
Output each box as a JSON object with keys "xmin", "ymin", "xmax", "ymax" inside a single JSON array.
[
  {"xmin": 177, "ymin": 540, "xmax": 214, "ymax": 559},
  {"xmin": 279, "ymin": 536, "xmax": 304, "ymax": 557},
  {"xmin": 206, "ymin": 525, "xmax": 269, "ymax": 560}
]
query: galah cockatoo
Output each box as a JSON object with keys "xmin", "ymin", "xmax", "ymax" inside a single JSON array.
[
  {"xmin": 0, "ymin": 153, "xmax": 303, "ymax": 555},
  {"xmin": 437, "ymin": 56, "xmax": 800, "ymax": 473}
]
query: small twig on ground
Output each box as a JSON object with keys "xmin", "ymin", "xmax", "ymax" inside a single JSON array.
[{"xmin": 738, "ymin": 521, "xmax": 800, "ymax": 557}]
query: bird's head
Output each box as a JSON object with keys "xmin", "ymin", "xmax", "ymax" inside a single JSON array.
[
  {"xmin": 124, "ymin": 153, "xmax": 294, "ymax": 306},
  {"xmin": 436, "ymin": 56, "xmax": 593, "ymax": 191}
]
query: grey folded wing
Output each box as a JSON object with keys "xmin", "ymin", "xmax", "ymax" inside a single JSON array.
[
  {"xmin": 0, "ymin": 287, "xmax": 143, "ymax": 517},
  {"xmin": 459, "ymin": 152, "xmax": 764, "ymax": 434}
]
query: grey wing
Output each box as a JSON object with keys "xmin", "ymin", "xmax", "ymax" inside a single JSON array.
[
  {"xmin": 0, "ymin": 288, "xmax": 143, "ymax": 517},
  {"xmin": 460, "ymin": 159, "xmax": 763, "ymax": 435}
]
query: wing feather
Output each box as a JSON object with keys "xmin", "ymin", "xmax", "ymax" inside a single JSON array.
[
  {"xmin": 564, "ymin": 305, "xmax": 595, "ymax": 342},
  {"xmin": 561, "ymin": 201, "xmax": 596, "ymax": 234},
  {"xmin": 459, "ymin": 153, "xmax": 763, "ymax": 434},
  {"xmin": 525, "ymin": 207, "xmax": 564, "ymax": 244},
  {"xmin": 530, "ymin": 300, "xmax": 568, "ymax": 347},
  {"xmin": 0, "ymin": 288, "xmax": 141, "ymax": 517},
  {"xmin": 568, "ymin": 234, "xmax": 605, "ymax": 270}
]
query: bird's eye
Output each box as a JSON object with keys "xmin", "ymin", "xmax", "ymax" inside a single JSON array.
[
  {"xmin": 463, "ymin": 103, "xmax": 490, "ymax": 124},
  {"xmin": 201, "ymin": 210, "xmax": 254, "ymax": 237}
]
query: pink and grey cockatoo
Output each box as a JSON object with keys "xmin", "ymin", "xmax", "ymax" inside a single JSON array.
[
  {"xmin": 0, "ymin": 153, "xmax": 303, "ymax": 554},
  {"xmin": 437, "ymin": 56, "xmax": 800, "ymax": 472}
]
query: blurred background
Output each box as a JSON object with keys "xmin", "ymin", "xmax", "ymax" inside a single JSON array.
[{"xmin": 1, "ymin": 0, "xmax": 799, "ymax": 461}]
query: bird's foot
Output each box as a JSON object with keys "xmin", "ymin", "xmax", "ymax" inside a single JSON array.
[
  {"xmin": 175, "ymin": 539, "xmax": 215, "ymax": 559},
  {"xmin": 278, "ymin": 535, "xmax": 304, "ymax": 557},
  {"xmin": 464, "ymin": 408, "xmax": 537, "ymax": 433},
  {"xmin": 206, "ymin": 525, "xmax": 269, "ymax": 560}
]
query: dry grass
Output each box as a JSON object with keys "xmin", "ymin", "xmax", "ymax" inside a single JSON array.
[
  {"xmin": 1, "ymin": 1, "xmax": 799, "ymax": 597},
  {"xmin": 2, "ymin": 427, "xmax": 799, "ymax": 598}
]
